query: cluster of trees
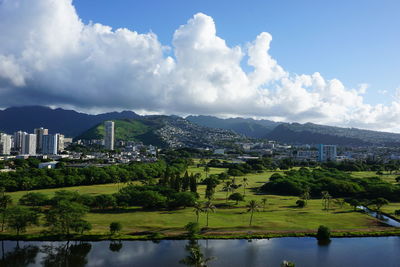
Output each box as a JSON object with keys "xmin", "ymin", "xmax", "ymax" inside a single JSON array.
[
  {"xmin": 0, "ymin": 159, "xmax": 188, "ymax": 192},
  {"xmin": 158, "ymin": 170, "xmax": 198, "ymax": 195},
  {"xmin": 114, "ymin": 185, "xmax": 197, "ymax": 210},
  {"xmin": 321, "ymin": 160, "xmax": 400, "ymax": 173},
  {"xmin": 1, "ymin": 190, "xmax": 92, "ymax": 236},
  {"xmin": 261, "ymin": 167, "xmax": 400, "ymax": 201}
]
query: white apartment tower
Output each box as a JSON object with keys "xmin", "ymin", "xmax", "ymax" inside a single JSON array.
[
  {"xmin": 57, "ymin": 134, "xmax": 65, "ymax": 153},
  {"xmin": 34, "ymin": 127, "xmax": 48, "ymax": 154},
  {"xmin": 104, "ymin": 121, "xmax": 115, "ymax": 150},
  {"xmin": 22, "ymin": 134, "xmax": 37, "ymax": 155},
  {"xmin": 0, "ymin": 134, "xmax": 12, "ymax": 155}
]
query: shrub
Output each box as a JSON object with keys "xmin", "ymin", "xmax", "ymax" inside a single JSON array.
[
  {"xmin": 296, "ymin": 199, "xmax": 306, "ymax": 208},
  {"xmin": 316, "ymin": 225, "xmax": 331, "ymax": 241},
  {"xmin": 229, "ymin": 192, "xmax": 244, "ymax": 204},
  {"xmin": 109, "ymin": 222, "xmax": 122, "ymax": 235},
  {"xmin": 184, "ymin": 222, "xmax": 200, "ymax": 238}
]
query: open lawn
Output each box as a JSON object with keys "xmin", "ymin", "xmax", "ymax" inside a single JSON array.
[{"xmin": 3, "ymin": 167, "xmax": 399, "ymax": 238}]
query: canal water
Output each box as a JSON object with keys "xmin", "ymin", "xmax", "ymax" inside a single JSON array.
[{"xmin": 1, "ymin": 237, "xmax": 400, "ymax": 266}]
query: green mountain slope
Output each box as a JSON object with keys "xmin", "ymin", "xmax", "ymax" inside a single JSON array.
[
  {"xmin": 75, "ymin": 118, "xmax": 165, "ymax": 146},
  {"xmin": 75, "ymin": 116, "xmax": 246, "ymax": 148}
]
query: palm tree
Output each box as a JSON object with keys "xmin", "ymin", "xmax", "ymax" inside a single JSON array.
[
  {"xmin": 0, "ymin": 188, "xmax": 12, "ymax": 231},
  {"xmin": 193, "ymin": 202, "xmax": 203, "ymax": 223},
  {"xmin": 321, "ymin": 191, "xmax": 331, "ymax": 211},
  {"xmin": 242, "ymin": 178, "xmax": 249, "ymax": 196},
  {"xmin": 261, "ymin": 198, "xmax": 267, "ymax": 212},
  {"xmin": 300, "ymin": 187, "xmax": 311, "ymax": 205},
  {"xmin": 223, "ymin": 181, "xmax": 232, "ymax": 203},
  {"xmin": 204, "ymin": 165, "xmax": 210, "ymax": 178},
  {"xmin": 247, "ymin": 200, "xmax": 260, "ymax": 226},
  {"xmin": 203, "ymin": 201, "xmax": 216, "ymax": 227}
]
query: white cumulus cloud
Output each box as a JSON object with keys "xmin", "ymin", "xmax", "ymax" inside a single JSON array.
[{"xmin": 0, "ymin": 0, "xmax": 399, "ymax": 132}]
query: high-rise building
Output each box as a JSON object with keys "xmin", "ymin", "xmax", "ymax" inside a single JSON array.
[
  {"xmin": 22, "ymin": 134, "xmax": 37, "ymax": 155},
  {"xmin": 57, "ymin": 134, "xmax": 65, "ymax": 153},
  {"xmin": 0, "ymin": 134, "xmax": 12, "ymax": 155},
  {"xmin": 318, "ymin": 144, "xmax": 337, "ymax": 162},
  {"xmin": 42, "ymin": 134, "xmax": 58, "ymax": 155},
  {"xmin": 34, "ymin": 127, "xmax": 48, "ymax": 154},
  {"xmin": 13, "ymin": 131, "xmax": 26, "ymax": 153},
  {"xmin": 104, "ymin": 121, "xmax": 115, "ymax": 150}
]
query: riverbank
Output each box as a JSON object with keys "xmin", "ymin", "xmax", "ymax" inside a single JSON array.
[{"xmin": 2, "ymin": 228, "xmax": 400, "ymax": 241}]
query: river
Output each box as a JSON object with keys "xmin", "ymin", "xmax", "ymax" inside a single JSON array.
[{"xmin": 1, "ymin": 237, "xmax": 400, "ymax": 266}]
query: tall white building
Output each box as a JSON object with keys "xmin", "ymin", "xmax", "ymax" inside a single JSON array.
[
  {"xmin": 42, "ymin": 134, "xmax": 58, "ymax": 155},
  {"xmin": 34, "ymin": 127, "xmax": 48, "ymax": 154},
  {"xmin": 22, "ymin": 134, "xmax": 37, "ymax": 155},
  {"xmin": 57, "ymin": 134, "xmax": 65, "ymax": 153},
  {"xmin": 0, "ymin": 134, "xmax": 12, "ymax": 155},
  {"xmin": 104, "ymin": 121, "xmax": 115, "ymax": 150}
]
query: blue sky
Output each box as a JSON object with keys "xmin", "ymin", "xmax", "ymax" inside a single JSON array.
[
  {"xmin": 1, "ymin": 0, "xmax": 400, "ymax": 131},
  {"xmin": 74, "ymin": 0, "xmax": 400, "ymax": 105}
]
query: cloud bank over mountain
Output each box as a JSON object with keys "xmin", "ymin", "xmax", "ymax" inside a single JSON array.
[{"xmin": 0, "ymin": 0, "xmax": 399, "ymax": 132}]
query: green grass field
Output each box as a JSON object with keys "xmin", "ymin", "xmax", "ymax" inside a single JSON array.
[{"xmin": 3, "ymin": 166, "xmax": 399, "ymax": 238}]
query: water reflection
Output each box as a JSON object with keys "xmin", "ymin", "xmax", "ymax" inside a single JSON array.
[
  {"xmin": 0, "ymin": 241, "xmax": 39, "ymax": 266},
  {"xmin": 109, "ymin": 241, "xmax": 123, "ymax": 252},
  {"xmin": 0, "ymin": 237, "xmax": 400, "ymax": 266},
  {"xmin": 40, "ymin": 241, "xmax": 92, "ymax": 267},
  {"xmin": 179, "ymin": 240, "xmax": 215, "ymax": 267}
]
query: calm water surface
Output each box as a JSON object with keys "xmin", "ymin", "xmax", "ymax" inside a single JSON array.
[{"xmin": 1, "ymin": 237, "xmax": 400, "ymax": 267}]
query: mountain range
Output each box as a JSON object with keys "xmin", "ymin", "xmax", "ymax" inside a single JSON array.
[
  {"xmin": 0, "ymin": 106, "xmax": 139, "ymax": 137},
  {"xmin": 1, "ymin": 106, "xmax": 400, "ymax": 147}
]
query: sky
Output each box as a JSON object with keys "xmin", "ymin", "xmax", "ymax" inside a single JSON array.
[{"xmin": 0, "ymin": 0, "xmax": 399, "ymax": 132}]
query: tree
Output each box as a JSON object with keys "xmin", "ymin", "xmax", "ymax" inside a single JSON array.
[
  {"xmin": 223, "ymin": 181, "xmax": 233, "ymax": 203},
  {"xmin": 6, "ymin": 206, "xmax": 39, "ymax": 236},
  {"xmin": 193, "ymin": 202, "xmax": 203, "ymax": 223},
  {"xmin": 203, "ymin": 201, "xmax": 216, "ymax": 227},
  {"xmin": 296, "ymin": 199, "xmax": 306, "ymax": 208},
  {"xmin": 0, "ymin": 188, "xmax": 12, "ymax": 231},
  {"xmin": 204, "ymin": 165, "xmax": 210, "ymax": 178},
  {"xmin": 334, "ymin": 198, "xmax": 346, "ymax": 209},
  {"xmin": 93, "ymin": 194, "xmax": 116, "ymax": 210},
  {"xmin": 246, "ymin": 200, "xmax": 260, "ymax": 226},
  {"xmin": 242, "ymin": 178, "xmax": 249, "ymax": 196},
  {"xmin": 205, "ymin": 187, "xmax": 214, "ymax": 201},
  {"xmin": 109, "ymin": 222, "xmax": 122, "ymax": 235},
  {"xmin": 300, "ymin": 187, "xmax": 310, "ymax": 205},
  {"xmin": 316, "ymin": 225, "xmax": 331, "ymax": 241},
  {"xmin": 396, "ymin": 176, "xmax": 400, "ymax": 183},
  {"xmin": 71, "ymin": 220, "xmax": 92, "ymax": 234},
  {"xmin": 189, "ymin": 173, "xmax": 198, "ymax": 194},
  {"xmin": 45, "ymin": 200, "xmax": 89, "ymax": 235},
  {"xmin": 229, "ymin": 192, "xmax": 244, "ymax": 205},
  {"xmin": 184, "ymin": 222, "xmax": 200, "ymax": 238},
  {"xmin": 182, "ymin": 171, "xmax": 190, "ymax": 191},
  {"xmin": 347, "ymin": 199, "xmax": 360, "ymax": 211},
  {"xmin": 370, "ymin": 198, "xmax": 389, "ymax": 212},
  {"xmin": 321, "ymin": 191, "xmax": 332, "ymax": 211},
  {"xmin": 261, "ymin": 198, "xmax": 267, "ymax": 212},
  {"xmin": 19, "ymin": 192, "xmax": 48, "ymax": 209}
]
